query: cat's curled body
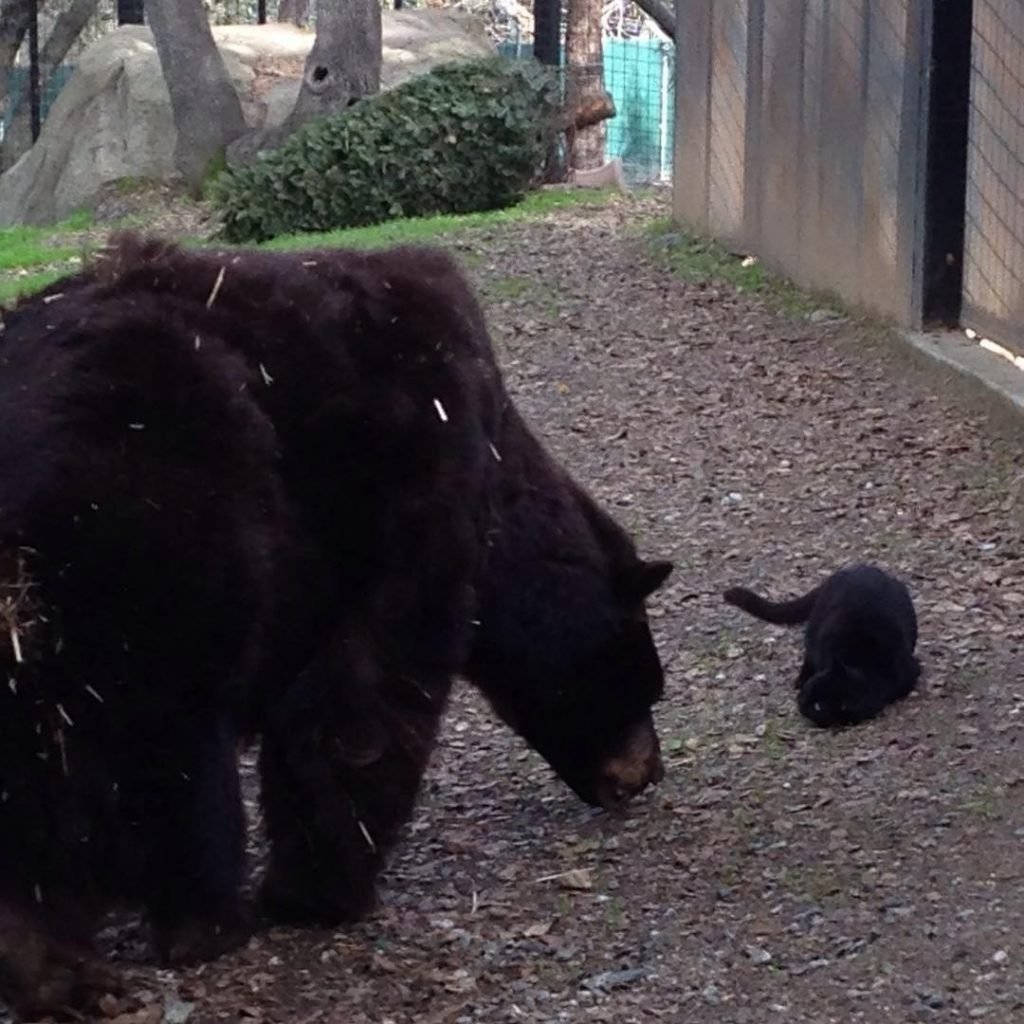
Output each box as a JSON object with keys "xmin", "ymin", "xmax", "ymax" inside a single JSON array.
[{"xmin": 724, "ymin": 563, "xmax": 920, "ymax": 727}]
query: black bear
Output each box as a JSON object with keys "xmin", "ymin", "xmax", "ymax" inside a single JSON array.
[
  {"xmin": 68, "ymin": 237, "xmax": 672, "ymax": 923},
  {"xmin": 0, "ymin": 236, "xmax": 672, "ymax": 1018},
  {"xmin": 0, "ymin": 283, "xmax": 298, "ymax": 1018},
  {"xmin": 724, "ymin": 563, "xmax": 920, "ymax": 727}
]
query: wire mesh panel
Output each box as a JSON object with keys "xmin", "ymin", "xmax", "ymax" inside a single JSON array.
[
  {"xmin": 818, "ymin": 3, "xmax": 869, "ymax": 301},
  {"xmin": 604, "ymin": 38, "xmax": 674, "ymax": 184},
  {"xmin": 962, "ymin": 1, "xmax": 1024, "ymax": 348},
  {"xmin": 673, "ymin": 0, "xmax": 714, "ymax": 230},
  {"xmin": 861, "ymin": 0, "xmax": 913, "ymax": 312},
  {"xmin": 707, "ymin": 0, "xmax": 750, "ymax": 242},
  {"xmin": 797, "ymin": 1, "xmax": 827, "ymax": 285},
  {"xmin": 498, "ymin": 28, "xmax": 676, "ymax": 186},
  {"xmin": 1, "ymin": 0, "xmax": 120, "ymax": 157},
  {"xmin": 758, "ymin": 0, "xmax": 804, "ymax": 275},
  {"xmin": 673, "ymin": 0, "xmax": 932, "ymax": 327}
]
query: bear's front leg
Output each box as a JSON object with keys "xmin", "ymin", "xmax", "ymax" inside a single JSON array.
[{"xmin": 257, "ymin": 630, "xmax": 451, "ymax": 926}]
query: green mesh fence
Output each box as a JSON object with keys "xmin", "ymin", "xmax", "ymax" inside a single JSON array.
[
  {"xmin": 1, "ymin": 65, "xmax": 77, "ymax": 141},
  {"xmin": 497, "ymin": 38, "xmax": 675, "ymax": 185}
]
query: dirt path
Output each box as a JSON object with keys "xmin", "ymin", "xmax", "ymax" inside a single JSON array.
[{"xmin": 9, "ymin": 193, "xmax": 1024, "ymax": 1023}]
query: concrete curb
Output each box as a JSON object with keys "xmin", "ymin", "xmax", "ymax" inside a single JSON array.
[{"xmin": 899, "ymin": 328, "xmax": 1024, "ymax": 424}]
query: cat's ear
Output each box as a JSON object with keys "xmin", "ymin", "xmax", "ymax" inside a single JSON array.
[{"xmin": 618, "ymin": 559, "xmax": 673, "ymax": 602}]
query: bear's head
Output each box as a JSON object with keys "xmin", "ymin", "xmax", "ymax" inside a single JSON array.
[{"xmin": 466, "ymin": 435, "xmax": 673, "ymax": 809}]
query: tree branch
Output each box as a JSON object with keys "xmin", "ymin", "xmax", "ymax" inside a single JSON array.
[
  {"xmin": 634, "ymin": 0, "xmax": 675, "ymax": 40},
  {"xmin": 2, "ymin": 0, "xmax": 99, "ymax": 168},
  {"xmin": 39, "ymin": 0, "xmax": 100, "ymax": 81},
  {"xmin": 0, "ymin": 0, "xmax": 33, "ymax": 110},
  {"xmin": 567, "ymin": 93, "xmax": 616, "ymax": 131}
]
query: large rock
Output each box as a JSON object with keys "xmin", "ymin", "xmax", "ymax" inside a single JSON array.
[{"xmin": 0, "ymin": 10, "xmax": 495, "ymax": 227}]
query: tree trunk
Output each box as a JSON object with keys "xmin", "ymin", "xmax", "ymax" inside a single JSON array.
[
  {"xmin": 39, "ymin": 0, "xmax": 100, "ymax": 76},
  {"xmin": 565, "ymin": 0, "xmax": 606, "ymax": 171},
  {"xmin": 147, "ymin": 0, "xmax": 249, "ymax": 189},
  {"xmin": 277, "ymin": 0, "xmax": 310, "ymax": 28},
  {"xmin": 0, "ymin": 0, "xmax": 33, "ymax": 112},
  {"xmin": 283, "ymin": 0, "xmax": 382, "ymax": 134},
  {"xmin": 633, "ymin": 0, "xmax": 675, "ymax": 41}
]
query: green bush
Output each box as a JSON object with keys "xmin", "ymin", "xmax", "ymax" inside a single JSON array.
[{"xmin": 212, "ymin": 57, "xmax": 561, "ymax": 243}]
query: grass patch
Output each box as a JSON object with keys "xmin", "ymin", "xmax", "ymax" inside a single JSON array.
[
  {"xmin": 0, "ymin": 189, "xmax": 616, "ymax": 305},
  {"xmin": 778, "ymin": 862, "xmax": 845, "ymax": 904},
  {"xmin": 481, "ymin": 275, "xmax": 561, "ymax": 320},
  {"xmin": 200, "ymin": 154, "xmax": 230, "ymax": 203},
  {"xmin": 486, "ymin": 275, "xmax": 533, "ymax": 301},
  {"xmin": 260, "ymin": 188, "xmax": 617, "ymax": 253},
  {"xmin": 112, "ymin": 176, "xmax": 157, "ymax": 196},
  {"xmin": 604, "ymin": 896, "xmax": 624, "ymax": 928},
  {"xmin": 758, "ymin": 716, "xmax": 791, "ymax": 761},
  {"xmin": 959, "ymin": 781, "xmax": 1006, "ymax": 822},
  {"xmin": 0, "ymin": 211, "xmax": 92, "ymax": 271},
  {"xmin": 645, "ymin": 218, "xmax": 842, "ymax": 318},
  {"xmin": 0, "ymin": 270, "xmax": 67, "ymax": 305}
]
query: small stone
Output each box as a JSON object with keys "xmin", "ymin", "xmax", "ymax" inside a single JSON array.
[
  {"xmin": 915, "ymin": 988, "xmax": 947, "ymax": 1010},
  {"xmin": 558, "ymin": 869, "xmax": 593, "ymax": 891},
  {"xmin": 992, "ymin": 949, "xmax": 1008, "ymax": 964},
  {"xmin": 163, "ymin": 1000, "xmax": 195, "ymax": 1024},
  {"xmin": 523, "ymin": 921, "xmax": 553, "ymax": 938},
  {"xmin": 99, "ymin": 994, "xmax": 122, "ymax": 1018},
  {"xmin": 744, "ymin": 944, "xmax": 772, "ymax": 965},
  {"xmin": 651, "ymin": 232, "xmax": 684, "ymax": 249},
  {"xmin": 580, "ymin": 967, "xmax": 647, "ymax": 993},
  {"xmin": 701, "ymin": 983, "xmax": 722, "ymax": 1004},
  {"xmin": 808, "ymin": 308, "xmax": 845, "ymax": 323}
]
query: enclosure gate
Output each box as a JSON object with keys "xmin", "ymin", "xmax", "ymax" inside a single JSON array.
[
  {"xmin": 673, "ymin": 0, "xmax": 933, "ymax": 327},
  {"xmin": 962, "ymin": 2, "xmax": 1024, "ymax": 350}
]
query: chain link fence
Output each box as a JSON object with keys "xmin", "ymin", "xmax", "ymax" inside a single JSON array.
[
  {"xmin": 962, "ymin": 1, "xmax": 1024, "ymax": 350},
  {"xmin": 3, "ymin": 1, "xmax": 674, "ymax": 187},
  {"xmin": 0, "ymin": 0, "xmax": 366, "ymax": 158},
  {"xmin": 498, "ymin": 2, "xmax": 675, "ymax": 185},
  {"xmin": 1, "ymin": 0, "xmax": 120, "ymax": 166}
]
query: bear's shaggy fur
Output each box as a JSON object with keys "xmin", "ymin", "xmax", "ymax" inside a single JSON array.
[
  {"xmin": 724, "ymin": 563, "xmax": 920, "ymax": 727},
  {"xmin": 0, "ymin": 237, "xmax": 672, "ymax": 1018},
  {"xmin": 0, "ymin": 287, "xmax": 295, "ymax": 1017}
]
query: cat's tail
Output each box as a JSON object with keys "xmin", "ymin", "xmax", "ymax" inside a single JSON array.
[{"xmin": 722, "ymin": 583, "xmax": 820, "ymax": 625}]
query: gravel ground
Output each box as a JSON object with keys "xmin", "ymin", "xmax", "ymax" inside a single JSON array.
[{"xmin": 6, "ymin": 191, "xmax": 1024, "ymax": 1023}]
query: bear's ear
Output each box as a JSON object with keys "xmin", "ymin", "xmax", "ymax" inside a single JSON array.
[{"xmin": 618, "ymin": 559, "xmax": 673, "ymax": 601}]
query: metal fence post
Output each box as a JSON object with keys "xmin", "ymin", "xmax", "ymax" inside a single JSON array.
[
  {"xmin": 117, "ymin": 0, "xmax": 145, "ymax": 25},
  {"xmin": 534, "ymin": 0, "xmax": 561, "ymax": 66},
  {"xmin": 28, "ymin": 0, "xmax": 40, "ymax": 142}
]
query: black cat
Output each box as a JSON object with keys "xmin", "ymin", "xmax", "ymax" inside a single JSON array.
[{"xmin": 724, "ymin": 564, "xmax": 920, "ymax": 727}]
